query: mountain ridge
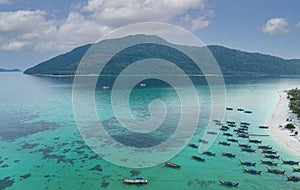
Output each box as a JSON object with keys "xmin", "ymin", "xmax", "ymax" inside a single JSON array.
[{"xmin": 23, "ymin": 35, "xmax": 300, "ymax": 76}]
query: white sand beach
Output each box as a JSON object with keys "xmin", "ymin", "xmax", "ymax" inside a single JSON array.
[{"xmin": 268, "ymin": 91, "xmax": 300, "ymax": 157}]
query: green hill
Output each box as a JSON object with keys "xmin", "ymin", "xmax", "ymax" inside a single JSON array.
[{"xmin": 24, "ymin": 35, "xmax": 300, "ymax": 76}]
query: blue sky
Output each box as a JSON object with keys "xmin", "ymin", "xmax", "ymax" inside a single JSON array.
[{"xmin": 1, "ymin": 0, "xmax": 300, "ymax": 70}]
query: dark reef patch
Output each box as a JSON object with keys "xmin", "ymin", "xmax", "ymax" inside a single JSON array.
[
  {"xmin": 90, "ymin": 165, "xmax": 102, "ymax": 172},
  {"xmin": 0, "ymin": 177, "xmax": 15, "ymax": 189},
  {"xmin": 20, "ymin": 173, "xmax": 31, "ymax": 180},
  {"xmin": 101, "ymin": 181, "xmax": 109, "ymax": 189},
  {"xmin": 130, "ymin": 170, "xmax": 140, "ymax": 177},
  {"xmin": 21, "ymin": 143, "xmax": 39, "ymax": 150},
  {"xmin": 1, "ymin": 164, "xmax": 8, "ymax": 168}
]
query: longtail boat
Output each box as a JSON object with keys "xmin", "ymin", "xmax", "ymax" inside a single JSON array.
[
  {"xmin": 258, "ymin": 145, "xmax": 272, "ymax": 149},
  {"xmin": 191, "ymin": 155, "xmax": 205, "ymax": 162},
  {"xmin": 198, "ymin": 139, "xmax": 209, "ymax": 144},
  {"xmin": 223, "ymin": 132, "xmax": 233, "ymax": 136},
  {"xmin": 219, "ymin": 141, "xmax": 230, "ymax": 146},
  {"xmin": 266, "ymin": 167, "xmax": 285, "ymax": 174},
  {"xmin": 261, "ymin": 159, "xmax": 278, "ymax": 166},
  {"xmin": 244, "ymin": 110, "xmax": 252, "ymax": 113},
  {"xmin": 238, "ymin": 133, "xmax": 249, "ymax": 138},
  {"xmin": 239, "ymin": 159, "xmax": 256, "ymax": 166},
  {"xmin": 222, "ymin": 152, "xmax": 236, "ymax": 158},
  {"xmin": 227, "ymin": 138, "xmax": 238, "ymax": 142},
  {"xmin": 264, "ymin": 154, "xmax": 280, "ymax": 159},
  {"xmin": 226, "ymin": 107, "xmax": 233, "ymax": 110},
  {"xmin": 240, "ymin": 122, "xmax": 250, "ymax": 125},
  {"xmin": 282, "ymin": 160, "xmax": 299, "ymax": 165},
  {"xmin": 243, "ymin": 168, "xmax": 262, "ymax": 174},
  {"xmin": 188, "ymin": 143, "xmax": 198, "ymax": 148},
  {"xmin": 207, "ymin": 131, "xmax": 217, "ymax": 135},
  {"xmin": 237, "ymin": 108, "xmax": 244, "ymax": 111},
  {"xmin": 218, "ymin": 179, "xmax": 239, "ymax": 187},
  {"xmin": 202, "ymin": 151, "xmax": 216, "ymax": 156},
  {"xmin": 286, "ymin": 176, "xmax": 300, "ymax": 181},
  {"xmin": 259, "ymin": 126, "xmax": 269, "ymax": 129},
  {"xmin": 242, "ymin": 148, "xmax": 256, "ymax": 152},
  {"xmin": 165, "ymin": 162, "xmax": 181, "ymax": 168},
  {"xmin": 220, "ymin": 127, "xmax": 228, "ymax": 131},
  {"xmin": 239, "ymin": 144, "xmax": 251, "ymax": 148},
  {"xmin": 293, "ymin": 168, "xmax": 300, "ymax": 172},
  {"xmin": 262, "ymin": 150, "xmax": 277, "ymax": 154},
  {"xmin": 249, "ymin": 139, "xmax": 262, "ymax": 143},
  {"xmin": 123, "ymin": 178, "xmax": 148, "ymax": 184}
]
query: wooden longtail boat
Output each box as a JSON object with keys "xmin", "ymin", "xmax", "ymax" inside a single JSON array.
[
  {"xmin": 223, "ymin": 132, "xmax": 233, "ymax": 136},
  {"xmin": 202, "ymin": 151, "xmax": 216, "ymax": 156},
  {"xmin": 258, "ymin": 145, "xmax": 272, "ymax": 149},
  {"xmin": 249, "ymin": 139, "xmax": 262, "ymax": 143},
  {"xmin": 191, "ymin": 155, "xmax": 205, "ymax": 162},
  {"xmin": 222, "ymin": 152, "xmax": 236, "ymax": 158},
  {"xmin": 266, "ymin": 167, "xmax": 285, "ymax": 174},
  {"xmin": 218, "ymin": 179, "xmax": 239, "ymax": 187},
  {"xmin": 259, "ymin": 126, "xmax": 269, "ymax": 129},
  {"xmin": 261, "ymin": 159, "xmax": 278, "ymax": 166},
  {"xmin": 264, "ymin": 154, "xmax": 280, "ymax": 159},
  {"xmin": 227, "ymin": 138, "xmax": 238, "ymax": 142},
  {"xmin": 219, "ymin": 141, "xmax": 230, "ymax": 146},
  {"xmin": 242, "ymin": 148, "xmax": 256, "ymax": 152},
  {"xmin": 188, "ymin": 143, "xmax": 198, "ymax": 148},
  {"xmin": 243, "ymin": 168, "xmax": 262, "ymax": 174},
  {"xmin": 165, "ymin": 162, "xmax": 181, "ymax": 168},
  {"xmin": 262, "ymin": 150, "xmax": 277, "ymax": 154},
  {"xmin": 198, "ymin": 139, "xmax": 209, "ymax": 144},
  {"xmin": 207, "ymin": 131, "xmax": 217, "ymax": 135},
  {"xmin": 287, "ymin": 176, "xmax": 300, "ymax": 181},
  {"xmin": 239, "ymin": 144, "xmax": 251, "ymax": 148},
  {"xmin": 292, "ymin": 168, "xmax": 300, "ymax": 172},
  {"xmin": 282, "ymin": 160, "xmax": 299, "ymax": 165},
  {"xmin": 239, "ymin": 159, "xmax": 256, "ymax": 166}
]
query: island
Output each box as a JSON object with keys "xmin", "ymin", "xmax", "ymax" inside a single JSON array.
[
  {"xmin": 24, "ymin": 34, "xmax": 300, "ymax": 76},
  {"xmin": 0, "ymin": 68, "xmax": 21, "ymax": 72}
]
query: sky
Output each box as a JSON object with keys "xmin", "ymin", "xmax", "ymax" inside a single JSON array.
[{"xmin": 1, "ymin": 0, "xmax": 300, "ymax": 70}]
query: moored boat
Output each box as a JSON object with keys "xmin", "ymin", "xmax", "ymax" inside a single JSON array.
[
  {"xmin": 242, "ymin": 148, "xmax": 256, "ymax": 152},
  {"xmin": 202, "ymin": 151, "xmax": 216, "ymax": 156},
  {"xmin": 237, "ymin": 108, "xmax": 244, "ymax": 111},
  {"xmin": 249, "ymin": 139, "xmax": 262, "ymax": 143},
  {"xmin": 287, "ymin": 175, "xmax": 300, "ymax": 181},
  {"xmin": 219, "ymin": 141, "xmax": 230, "ymax": 146},
  {"xmin": 244, "ymin": 110, "xmax": 252, "ymax": 113},
  {"xmin": 264, "ymin": 154, "xmax": 280, "ymax": 159},
  {"xmin": 282, "ymin": 160, "xmax": 299, "ymax": 165},
  {"xmin": 226, "ymin": 107, "xmax": 234, "ymax": 110},
  {"xmin": 188, "ymin": 143, "xmax": 198, "ymax": 148},
  {"xmin": 262, "ymin": 150, "xmax": 277, "ymax": 154},
  {"xmin": 261, "ymin": 159, "xmax": 278, "ymax": 166},
  {"xmin": 258, "ymin": 145, "xmax": 272, "ymax": 149},
  {"xmin": 222, "ymin": 152, "xmax": 236, "ymax": 158},
  {"xmin": 239, "ymin": 144, "xmax": 251, "ymax": 148},
  {"xmin": 218, "ymin": 179, "xmax": 239, "ymax": 187},
  {"xmin": 207, "ymin": 131, "xmax": 217, "ymax": 135},
  {"xmin": 243, "ymin": 167, "xmax": 262, "ymax": 174},
  {"xmin": 240, "ymin": 159, "xmax": 256, "ymax": 166},
  {"xmin": 238, "ymin": 133, "xmax": 249, "ymax": 138},
  {"xmin": 266, "ymin": 167, "xmax": 285, "ymax": 174},
  {"xmin": 227, "ymin": 138, "xmax": 238, "ymax": 142},
  {"xmin": 123, "ymin": 178, "xmax": 148, "ymax": 184},
  {"xmin": 240, "ymin": 122, "xmax": 250, "ymax": 125},
  {"xmin": 191, "ymin": 155, "xmax": 205, "ymax": 162},
  {"xmin": 198, "ymin": 139, "xmax": 209, "ymax": 144},
  {"xmin": 292, "ymin": 168, "xmax": 300, "ymax": 172},
  {"xmin": 259, "ymin": 126, "xmax": 269, "ymax": 129},
  {"xmin": 165, "ymin": 162, "xmax": 181, "ymax": 168},
  {"xmin": 223, "ymin": 132, "xmax": 233, "ymax": 136}
]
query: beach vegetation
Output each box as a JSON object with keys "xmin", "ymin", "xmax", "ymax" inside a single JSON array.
[
  {"xmin": 288, "ymin": 88, "xmax": 300, "ymax": 118},
  {"xmin": 285, "ymin": 123, "xmax": 295, "ymax": 130}
]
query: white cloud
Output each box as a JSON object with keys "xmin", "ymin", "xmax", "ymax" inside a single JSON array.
[
  {"xmin": 0, "ymin": 0, "xmax": 212, "ymax": 51},
  {"xmin": 262, "ymin": 18, "xmax": 289, "ymax": 35},
  {"xmin": 0, "ymin": 0, "xmax": 11, "ymax": 5}
]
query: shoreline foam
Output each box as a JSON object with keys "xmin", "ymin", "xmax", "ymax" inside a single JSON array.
[{"xmin": 268, "ymin": 91, "xmax": 300, "ymax": 157}]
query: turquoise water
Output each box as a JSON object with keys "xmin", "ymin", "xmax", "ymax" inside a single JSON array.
[{"xmin": 1, "ymin": 73, "xmax": 300, "ymax": 190}]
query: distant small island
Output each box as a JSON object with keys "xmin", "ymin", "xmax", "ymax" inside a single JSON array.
[{"xmin": 0, "ymin": 68, "xmax": 21, "ymax": 72}]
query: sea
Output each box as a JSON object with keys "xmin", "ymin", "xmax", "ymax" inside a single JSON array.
[{"xmin": 1, "ymin": 72, "xmax": 300, "ymax": 190}]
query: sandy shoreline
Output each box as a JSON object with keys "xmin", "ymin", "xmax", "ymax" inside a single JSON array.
[{"xmin": 267, "ymin": 91, "xmax": 300, "ymax": 158}]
